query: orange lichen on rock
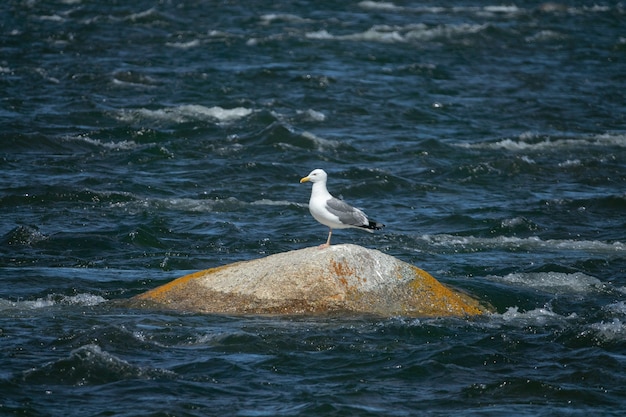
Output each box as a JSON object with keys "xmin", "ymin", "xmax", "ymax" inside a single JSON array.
[
  {"xmin": 407, "ymin": 266, "xmax": 484, "ymax": 316},
  {"xmin": 136, "ymin": 263, "xmax": 234, "ymax": 303}
]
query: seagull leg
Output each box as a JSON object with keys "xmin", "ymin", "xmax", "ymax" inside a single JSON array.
[{"xmin": 319, "ymin": 228, "xmax": 332, "ymax": 249}]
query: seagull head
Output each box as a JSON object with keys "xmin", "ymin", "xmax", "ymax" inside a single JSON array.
[{"xmin": 300, "ymin": 168, "xmax": 327, "ymax": 184}]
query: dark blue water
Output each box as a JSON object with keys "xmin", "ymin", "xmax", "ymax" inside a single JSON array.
[{"xmin": 1, "ymin": 0, "xmax": 625, "ymax": 415}]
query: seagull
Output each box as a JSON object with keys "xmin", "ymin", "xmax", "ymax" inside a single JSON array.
[{"xmin": 300, "ymin": 169, "xmax": 384, "ymax": 248}]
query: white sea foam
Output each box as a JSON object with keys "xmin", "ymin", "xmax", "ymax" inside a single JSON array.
[
  {"xmin": 496, "ymin": 306, "xmax": 575, "ymax": 326},
  {"xmin": 38, "ymin": 14, "xmax": 65, "ymax": 22},
  {"xmin": 63, "ymin": 293, "xmax": 107, "ymax": 306},
  {"xmin": 65, "ymin": 135, "xmax": 139, "ymax": 151},
  {"xmin": 305, "ymin": 30, "xmax": 334, "ymax": 40},
  {"xmin": 297, "ymin": 109, "xmax": 326, "ymax": 122},
  {"xmin": 300, "ymin": 131, "xmax": 340, "ymax": 150},
  {"xmin": 358, "ymin": 1, "xmax": 403, "ymax": 11},
  {"xmin": 306, "ymin": 23, "xmax": 488, "ymax": 44},
  {"xmin": 359, "ymin": 2, "xmax": 524, "ymax": 16},
  {"xmin": 557, "ymin": 159, "xmax": 582, "ymax": 168},
  {"xmin": 525, "ymin": 30, "xmax": 567, "ymax": 43},
  {"xmin": 406, "ymin": 23, "xmax": 488, "ymax": 41},
  {"xmin": 358, "ymin": 2, "xmax": 615, "ymax": 17},
  {"xmin": 588, "ymin": 318, "xmax": 626, "ymax": 342},
  {"xmin": 118, "ymin": 105, "xmax": 254, "ymax": 124},
  {"xmin": 466, "ymin": 306, "xmax": 579, "ymax": 331},
  {"xmin": 251, "ymin": 199, "xmax": 304, "ymax": 208},
  {"xmin": 604, "ymin": 301, "xmax": 626, "ymax": 316},
  {"xmin": 148, "ymin": 197, "xmax": 227, "ymax": 213},
  {"xmin": 340, "ymin": 26, "xmax": 406, "ymax": 43},
  {"xmin": 123, "ymin": 7, "xmax": 159, "ymax": 22},
  {"xmin": 456, "ymin": 132, "xmax": 626, "ymax": 152},
  {"xmin": 483, "ymin": 5, "xmax": 520, "ymax": 13},
  {"xmin": 166, "ymin": 39, "xmax": 201, "ymax": 49},
  {"xmin": 259, "ymin": 13, "xmax": 312, "ymax": 25},
  {"xmin": 0, "ymin": 293, "xmax": 106, "ymax": 311},
  {"xmin": 65, "ymin": 344, "xmax": 177, "ymax": 379},
  {"xmin": 421, "ymin": 234, "xmax": 625, "ymax": 254},
  {"xmin": 489, "ymin": 272, "xmax": 606, "ymax": 294}
]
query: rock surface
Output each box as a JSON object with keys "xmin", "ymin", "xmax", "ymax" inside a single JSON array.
[{"xmin": 131, "ymin": 244, "xmax": 486, "ymax": 317}]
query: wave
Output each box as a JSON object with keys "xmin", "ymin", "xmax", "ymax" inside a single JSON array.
[
  {"xmin": 587, "ymin": 318, "xmax": 626, "ymax": 343},
  {"xmin": 358, "ymin": 1, "xmax": 614, "ymax": 16},
  {"xmin": 358, "ymin": 1, "xmax": 521, "ymax": 15},
  {"xmin": 64, "ymin": 135, "xmax": 140, "ymax": 151},
  {"xmin": 492, "ymin": 306, "xmax": 577, "ymax": 326},
  {"xmin": 0, "ymin": 293, "xmax": 106, "ymax": 312},
  {"xmin": 21, "ymin": 344, "xmax": 175, "ymax": 385},
  {"xmin": 110, "ymin": 195, "xmax": 304, "ymax": 214},
  {"xmin": 495, "ymin": 308, "xmax": 626, "ymax": 343},
  {"xmin": 421, "ymin": 234, "xmax": 625, "ymax": 254},
  {"xmin": 259, "ymin": 13, "xmax": 314, "ymax": 25},
  {"xmin": 455, "ymin": 132, "xmax": 626, "ymax": 152},
  {"xmin": 117, "ymin": 105, "xmax": 254, "ymax": 125},
  {"xmin": 471, "ymin": 306, "xmax": 626, "ymax": 342},
  {"xmin": 306, "ymin": 23, "xmax": 488, "ymax": 44},
  {"xmin": 251, "ymin": 199, "xmax": 306, "ymax": 208},
  {"xmin": 487, "ymin": 272, "xmax": 607, "ymax": 294},
  {"xmin": 165, "ymin": 39, "xmax": 201, "ymax": 49}
]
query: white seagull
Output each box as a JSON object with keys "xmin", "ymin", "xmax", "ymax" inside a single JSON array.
[{"xmin": 300, "ymin": 169, "xmax": 384, "ymax": 248}]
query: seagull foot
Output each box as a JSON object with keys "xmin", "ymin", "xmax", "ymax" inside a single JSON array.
[{"xmin": 317, "ymin": 243, "xmax": 330, "ymax": 249}]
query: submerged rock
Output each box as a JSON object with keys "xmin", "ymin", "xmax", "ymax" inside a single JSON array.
[{"xmin": 131, "ymin": 244, "xmax": 486, "ymax": 317}]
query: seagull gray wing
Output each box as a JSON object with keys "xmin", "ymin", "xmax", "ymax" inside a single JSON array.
[{"xmin": 325, "ymin": 197, "xmax": 369, "ymax": 227}]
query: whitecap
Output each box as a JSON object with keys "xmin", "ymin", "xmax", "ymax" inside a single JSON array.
[
  {"xmin": 305, "ymin": 30, "xmax": 335, "ymax": 40},
  {"xmin": 0, "ymin": 293, "xmax": 106, "ymax": 311},
  {"xmin": 456, "ymin": 132, "xmax": 626, "ymax": 152},
  {"xmin": 297, "ymin": 109, "xmax": 326, "ymax": 122},
  {"xmin": 307, "ymin": 22, "xmax": 489, "ymax": 44},
  {"xmin": 588, "ymin": 318, "xmax": 626, "ymax": 342},
  {"xmin": 499, "ymin": 216, "xmax": 537, "ymax": 231},
  {"xmin": 525, "ymin": 30, "xmax": 567, "ymax": 43},
  {"xmin": 62, "ymin": 293, "xmax": 107, "ymax": 306},
  {"xmin": 23, "ymin": 344, "xmax": 177, "ymax": 384},
  {"xmin": 64, "ymin": 135, "xmax": 139, "ymax": 151},
  {"xmin": 358, "ymin": 1, "xmax": 404, "ymax": 12},
  {"xmin": 483, "ymin": 5, "xmax": 521, "ymax": 14},
  {"xmin": 300, "ymin": 131, "xmax": 340, "ymax": 150},
  {"xmin": 251, "ymin": 199, "xmax": 304, "ymax": 208},
  {"xmin": 117, "ymin": 104, "xmax": 254, "ymax": 124},
  {"xmin": 406, "ymin": 23, "xmax": 488, "ymax": 41},
  {"xmin": 603, "ymin": 301, "xmax": 626, "ymax": 316},
  {"xmin": 489, "ymin": 272, "xmax": 606, "ymax": 294},
  {"xmin": 152, "ymin": 197, "xmax": 223, "ymax": 213},
  {"xmin": 308, "ymin": 27, "xmax": 394, "ymax": 43},
  {"xmin": 38, "ymin": 14, "xmax": 65, "ymax": 22},
  {"xmin": 341, "ymin": 26, "xmax": 405, "ymax": 43},
  {"xmin": 500, "ymin": 305, "xmax": 565, "ymax": 322},
  {"xmin": 165, "ymin": 39, "xmax": 201, "ymax": 49},
  {"xmin": 557, "ymin": 159, "xmax": 581, "ymax": 167},
  {"xmin": 421, "ymin": 234, "xmax": 625, "ymax": 254},
  {"xmin": 485, "ymin": 306, "xmax": 577, "ymax": 328},
  {"xmin": 123, "ymin": 7, "xmax": 159, "ymax": 22},
  {"xmin": 259, "ymin": 13, "xmax": 312, "ymax": 25}
]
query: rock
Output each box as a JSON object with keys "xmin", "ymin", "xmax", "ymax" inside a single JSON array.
[{"xmin": 130, "ymin": 244, "xmax": 486, "ymax": 317}]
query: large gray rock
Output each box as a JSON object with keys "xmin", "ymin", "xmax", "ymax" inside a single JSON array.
[{"xmin": 131, "ymin": 244, "xmax": 486, "ymax": 317}]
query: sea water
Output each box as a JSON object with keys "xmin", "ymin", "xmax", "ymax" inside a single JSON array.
[{"xmin": 1, "ymin": 1, "xmax": 625, "ymax": 415}]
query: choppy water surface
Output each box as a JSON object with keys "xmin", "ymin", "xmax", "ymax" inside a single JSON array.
[{"xmin": 1, "ymin": 1, "xmax": 625, "ymax": 415}]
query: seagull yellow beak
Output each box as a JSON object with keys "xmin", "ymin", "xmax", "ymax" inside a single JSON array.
[{"xmin": 300, "ymin": 176, "xmax": 310, "ymax": 183}]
